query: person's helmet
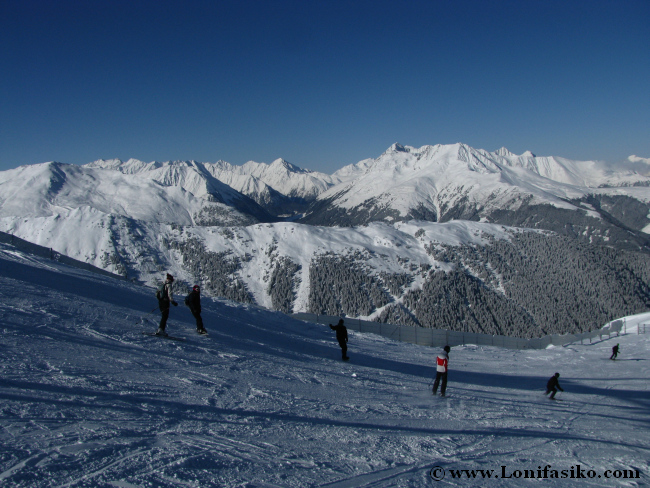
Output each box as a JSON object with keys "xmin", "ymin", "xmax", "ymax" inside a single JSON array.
[
  {"xmin": 193, "ymin": 285, "xmax": 200, "ymax": 292},
  {"xmin": 443, "ymin": 345, "xmax": 450, "ymax": 353},
  {"xmin": 166, "ymin": 273, "xmax": 174, "ymax": 282}
]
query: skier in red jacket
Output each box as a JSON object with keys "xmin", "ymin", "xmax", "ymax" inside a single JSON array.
[{"xmin": 432, "ymin": 345, "xmax": 450, "ymax": 397}]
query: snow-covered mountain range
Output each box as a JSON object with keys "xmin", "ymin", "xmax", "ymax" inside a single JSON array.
[
  {"xmin": 4, "ymin": 142, "xmax": 650, "ymax": 235},
  {"xmin": 0, "ymin": 143, "xmax": 649, "ymax": 337},
  {"xmin": 86, "ymin": 157, "xmax": 339, "ymax": 218},
  {"xmin": 304, "ymin": 144, "xmax": 650, "ymax": 242}
]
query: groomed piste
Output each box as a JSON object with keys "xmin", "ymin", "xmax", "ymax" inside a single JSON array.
[{"xmin": 0, "ymin": 242, "xmax": 648, "ymax": 487}]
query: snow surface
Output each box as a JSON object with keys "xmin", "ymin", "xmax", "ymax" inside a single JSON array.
[{"xmin": 0, "ymin": 243, "xmax": 649, "ymax": 487}]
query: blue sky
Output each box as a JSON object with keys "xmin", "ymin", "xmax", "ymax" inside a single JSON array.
[{"xmin": 1, "ymin": 0, "xmax": 648, "ymax": 174}]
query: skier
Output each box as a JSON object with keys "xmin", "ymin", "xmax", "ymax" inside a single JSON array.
[
  {"xmin": 610, "ymin": 343, "xmax": 619, "ymax": 360},
  {"xmin": 186, "ymin": 285, "xmax": 207, "ymax": 335},
  {"xmin": 432, "ymin": 345, "xmax": 450, "ymax": 397},
  {"xmin": 545, "ymin": 372, "xmax": 564, "ymax": 400},
  {"xmin": 156, "ymin": 273, "xmax": 178, "ymax": 336},
  {"xmin": 329, "ymin": 319, "xmax": 349, "ymax": 361}
]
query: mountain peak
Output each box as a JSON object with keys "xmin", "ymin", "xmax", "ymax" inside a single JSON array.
[
  {"xmin": 85, "ymin": 158, "xmax": 154, "ymax": 174},
  {"xmin": 494, "ymin": 147, "xmax": 536, "ymax": 158},
  {"xmin": 270, "ymin": 158, "xmax": 308, "ymax": 174},
  {"xmin": 387, "ymin": 143, "xmax": 408, "ymax": 153},
  {"xmin": 271, "ymin": 158, "xmax": 291, "ymax": 168},
  {"xmin": 495, "ymin": 147, "xmax": 515, "ymax": 157}
]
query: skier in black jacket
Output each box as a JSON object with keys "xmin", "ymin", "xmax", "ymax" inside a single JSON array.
[
  {"xmin": 545, "ymin": 372, "xmax": 564, "ymax": 400},
  {"xmin": 157, "ymin": 273, "xmax": 178, "ymax": 336},
  {"xmin": 610, "ymin": 344, "xmax": 619, "ymax": 360},
  {"xmin": 186, "ymin": 285, "xmax": 207, "ymax": 335},
  {"xmin": 330, "ymin": 319, "xmax": 349, "ymax": 361}
]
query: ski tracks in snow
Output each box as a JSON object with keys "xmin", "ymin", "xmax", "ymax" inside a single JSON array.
[{"xmin": 1, "ymin": 250, "xmax": 649, "ymax": 486}]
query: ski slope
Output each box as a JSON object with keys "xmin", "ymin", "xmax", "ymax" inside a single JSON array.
[{"xmin": 0, "ymin": 243, "xmax": 648, "ymax": 487}]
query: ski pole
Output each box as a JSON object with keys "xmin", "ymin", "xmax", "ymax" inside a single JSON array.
[
  {"xmin": 146, "ymin": 306, "xmax": 158, "ymax": 316},
  {"xmin": 137, "ymin": 307, "xmax": 159, "ymax": 325}
]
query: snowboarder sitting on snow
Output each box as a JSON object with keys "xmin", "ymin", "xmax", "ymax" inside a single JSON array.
[
  {"xmin": 433, "ymin": 345, "xmax": 450, "ymax": 397},
  {"xmin": 545, "ymin": 372, "xmax": 564, "ymax": 399},
  {"xmin": 156, "ymin": 273, "xmax": 178, "ymax": 336},
  {"xmin": 329, "ymin": 319, "xmax": 349, "ymax": 361},
  {"xmin": 186, "ymin": 285, "xmax": 207, "ymax": 335},
  {"xmin": 610, "ymin": 343, "xmax": 619, "ymax": 360}
]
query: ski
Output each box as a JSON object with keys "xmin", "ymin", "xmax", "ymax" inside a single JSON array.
[{"xmin": 142, "ymin": 332, "xmax": 186, "ymax": 342}]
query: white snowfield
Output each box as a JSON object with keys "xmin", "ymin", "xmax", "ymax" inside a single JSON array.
[{"xmin": 0, "ymin": 243, "xmax": 648, "ymax": 487}]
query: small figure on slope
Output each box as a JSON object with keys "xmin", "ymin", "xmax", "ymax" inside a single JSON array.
[
  {"xmin": 545, "ymin": 372, "xmax": 564, "ymax": 400},
  {"xmin": 156, "ymin": 273, "xmax": 178, "ymax": 336},
  {"xmin": 610, "ymin": 343, "xmax": 619, "ymax": 360},
  {"xmin": 432, "ymin": 345, "xmax": 450, "ymax": 397},
  {"xmin": 186, "ymin": 285, "xmax": 207, "ymax": 335},
  {"xmin": 329, "ymin": 319, "xmax": 349, "ymax": 361}
]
